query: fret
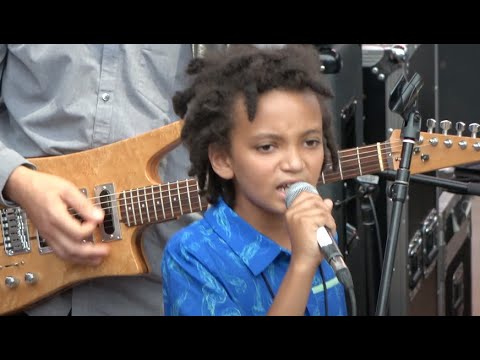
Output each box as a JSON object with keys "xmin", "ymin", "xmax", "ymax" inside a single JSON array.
[
  {"xmin": 356, "ymin": 147, "xmax": 362, "ymax": 175},
  {"xmin": 159, "ymin": 184, "xmax": 166, "ymax": 220},
  {"xmin": 337, "ymin": 150, "xmax": 343, "ymax": 180},
  {"xmin": 186, "ymin": 180, "xmax": 193, "ymax": 214},
  {"xmin": 376, "ymin": 142, "xmax": 384, "ymax": 172},
  {"xmin": 130, "ymin": 189, "xmax": 137, "ymax": 225},
  {"xmin": 136, "ymin": 188, "xmax": 143, "ymax": 224},
  {"xmin": 142, "ymin": 187, "xmax": 150, "ymax": 223},
  {"xmin": 178, "ymin": 180, "xmax": 190, "ymax": 215},
  {"xmin": 382, "ymin": 140, "xmax": 393, "ymax": 170},
  {"xmin": 151, "ymin": 185, "xmax": 158, "ymax": 221},
  {"xmin": 122, "ymin": 190, "xmax": 130, "ymax": 227},
  {"xmin": 340, "ymin": 148, "xmax": 362, "ymax": 179},
  {"xmin": 167, "ymin": 182, "xmax": 175, "ymax": 218},
  {"xmin": 176, "ymin": 182, "xmax": 183, "ymax": 215},
  {"xmin": 196, "ymin": 181, "xmax": 204, "ymax": 211}
]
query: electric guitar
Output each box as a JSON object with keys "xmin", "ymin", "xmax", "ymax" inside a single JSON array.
[{"xmin": 1, "ymin": 120, "xmax": 479, "ymax": 315}]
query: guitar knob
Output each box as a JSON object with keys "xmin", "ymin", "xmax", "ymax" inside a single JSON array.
[
  {"xmin": 24, "ymin": 272, "xmax": 38, "ymax": 285},
  {"xmin": 5, "ymin": 276, "xmax": 19, "ymax": 289},
  {"xmin": 426, "ymin": 118, "xmax": 436, "ymax": 134},
  {"xmin": 456, "ymin": 122, "xmax": 466, "ymax": 136},
  {"xmin": 440, "ymin": 120, "xmax": 452, "ymax": 135},
  {"xmin": 469, "ymin": 123, "xmax": 480, "ymax": 138}
]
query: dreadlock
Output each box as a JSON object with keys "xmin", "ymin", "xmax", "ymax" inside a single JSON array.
[{"xmin": 173, "ymin": 44, "xmax": 338, "ymax": 207}]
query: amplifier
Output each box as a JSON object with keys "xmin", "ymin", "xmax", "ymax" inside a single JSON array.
[{"xmin": 437, "ymin": 192, "xmax": 472, "ymax": 316}]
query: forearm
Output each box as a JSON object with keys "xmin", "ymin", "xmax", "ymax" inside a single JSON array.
[{"xmin": 267, "ymin": 259, "xmax": 317, "ymax": 316}]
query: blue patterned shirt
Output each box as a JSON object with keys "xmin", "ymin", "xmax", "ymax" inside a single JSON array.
[{"xmin": 162, "ymin": 198, "xmax": 347, "ymax": 316}]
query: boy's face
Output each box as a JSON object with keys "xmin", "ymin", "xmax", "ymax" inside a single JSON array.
[{"xmin": 209, "ymin": 89, "xmax": 325, "ymax": 224}]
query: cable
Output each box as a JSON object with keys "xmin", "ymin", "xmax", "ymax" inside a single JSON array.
[
  {"xmin": 318, "ymin": 265, "xmax": 329, "ymax": 316},
  {"xmin": 335, "ymin": 266, "xmax": 357, "ymax": 316},
  {"xmin": 347, "ymin": 287, "xmax": 357, "ymax": 316},
  {"xmin": 368, "ymin": 194, "xmax": 384, "ymax": 268}
]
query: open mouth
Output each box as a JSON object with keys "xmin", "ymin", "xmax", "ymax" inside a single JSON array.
[{"xmin": 278, "ymin": 182, "xmax": 295, "ymax": 194}]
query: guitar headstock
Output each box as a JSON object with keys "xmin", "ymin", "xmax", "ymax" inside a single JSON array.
[{"xmin": 388, "ymin": 120, "xmax": 480, "ymax": 174}]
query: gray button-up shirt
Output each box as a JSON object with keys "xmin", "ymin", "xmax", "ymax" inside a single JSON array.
[{"xmin": 0, "ymin": 44, "xmax": 199, "ymax": 315}]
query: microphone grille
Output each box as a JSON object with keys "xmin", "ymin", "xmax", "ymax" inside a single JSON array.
[{"xmin": 285, "ymin": 182, "xmax": 319, "ymax": 208}]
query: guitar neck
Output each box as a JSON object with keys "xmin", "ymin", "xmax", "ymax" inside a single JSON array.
[
  {"xmin": 118, "ymin": 139, "xmax": 393, "ymax": 227},
  {"xmin": 320, "ymin": 140, "xmax": 391, "ymax": 184}
]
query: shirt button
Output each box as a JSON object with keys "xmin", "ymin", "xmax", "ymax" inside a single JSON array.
[{"xmin": 101, "ymin": 93, "xmax": 110, "ymax": 102}]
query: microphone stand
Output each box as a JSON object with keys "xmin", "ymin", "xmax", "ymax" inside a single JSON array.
[{"xmin": 375, "ymin": 73, "xmax": 424, "ymax": 316}]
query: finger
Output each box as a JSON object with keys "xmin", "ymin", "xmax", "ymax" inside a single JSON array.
[
  {"xmin": 323, "ymin": 198, "xmax": 334, "ymax": 211},
  {"xmin": 53, "ymin": 186, "xmax": 104, "ymax": 240},
  {"xmin": 43, "ymin": 200, "xmax": 110, "ymax": 264},
  {"xmin": 324, "ymin": 212, "xmax": 336, "ymax": 234},
  {"xmin": 61, "ymin": 186, "xmax": 104, "ymax": 223},
  {"xmin": 53, "ymin": 235, "xmax": 110, "ymax": 265}
]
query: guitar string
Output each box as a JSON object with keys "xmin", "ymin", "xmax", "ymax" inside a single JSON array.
[{"xmin": 59, "ymin": 138, "xmax": 470, "ymax": 215}]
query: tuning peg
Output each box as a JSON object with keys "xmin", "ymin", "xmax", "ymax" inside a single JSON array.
[
  {"xmin": 469, "ymin": 123, "xmax": 480, "ymax": 138},
  {"xmin": 458, "ymin": 123, "xmax": 468, "ymax": 149},
  {"xmin": 440, "ymin": 120, "xmax": 452, "ymax": 135},
  {"xmin": 456, "ymin": 122, "xmax": 466, "ymax": 136},
  {"xmin": 426, "ymin": 118, "xmax": 436, "ymax": 134}
]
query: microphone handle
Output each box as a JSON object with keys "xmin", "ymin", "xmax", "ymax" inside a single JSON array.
[{"xmin": 316, "ymin": 227, "xmax": 352, "ymax": 288}]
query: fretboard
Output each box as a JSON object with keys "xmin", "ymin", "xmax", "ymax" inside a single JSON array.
[
  {"xmin": 119, "ymin": 178, "xmax": 208, "ymax": 227},
  {"xmin": 319, "ymin": 140, "xmax": 392, "ymax": 184}
]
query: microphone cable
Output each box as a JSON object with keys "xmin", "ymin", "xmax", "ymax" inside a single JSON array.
[{"xmin": 319, "ymin": 265, "xmax": 328, "ymax": 316}]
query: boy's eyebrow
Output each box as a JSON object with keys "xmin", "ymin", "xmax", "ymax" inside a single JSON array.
[{"xmin": 251, "ymin": 129, "xmax": 322, "ymax": 140}]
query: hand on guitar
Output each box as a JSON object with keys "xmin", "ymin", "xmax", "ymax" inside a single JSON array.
[{"xmin": 4, "ymin": 166, "xmax": 110, "ymax": 265}]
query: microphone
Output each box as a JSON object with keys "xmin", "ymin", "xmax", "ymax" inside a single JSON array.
[{"xmin": 285, "ymin": 182, "xmax": 354, "ymax": 289}]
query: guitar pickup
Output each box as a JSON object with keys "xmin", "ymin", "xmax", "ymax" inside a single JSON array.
[{"xmin": 94, "ymin": 183, "xmax": 122, "ymax": 242}]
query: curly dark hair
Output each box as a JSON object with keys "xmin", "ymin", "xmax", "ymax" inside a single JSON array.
[{"xmin": 173, "ymin": 44, "xmax": 338, "ymax": 207}]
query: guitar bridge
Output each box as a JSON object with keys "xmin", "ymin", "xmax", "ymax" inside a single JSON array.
[
  {"xmin": 1, "ymin": 207, "xmax": 31, "ymax": 256},
  {"xmin": 94, "ymin": 183, "xmax": 122, "ymax": 242}
]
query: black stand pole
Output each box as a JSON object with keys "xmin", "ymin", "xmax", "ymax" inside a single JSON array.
[
  {"xmin": 375, "ymin": 73, "xmax": 424, "ymax": 316},
  {"xmin": 353, "ymin": 176, "xmax": 383, "ymax": 315}
]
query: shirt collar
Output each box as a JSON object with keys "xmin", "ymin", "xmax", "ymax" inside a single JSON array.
[{"xmin": 204, "ymin": 198, "xmax": 285, "ymax": 276}]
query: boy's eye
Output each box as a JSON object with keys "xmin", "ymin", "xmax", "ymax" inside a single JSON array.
[
  {"xmin": 305, "ymin": 139, "xmax": 321, "ymax": 147},
  {"xmin": 257, "ymin": 144, "xmax": 273, "ymax": 152}
]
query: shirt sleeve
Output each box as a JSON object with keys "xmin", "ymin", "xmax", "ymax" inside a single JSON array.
[
  {"xmin": 161, "ymin": 240, "xmax": 242, "ymax": 316},
  {"xmin": 0, "ymin": 44, "xmax": 36, "ymax": 207}
]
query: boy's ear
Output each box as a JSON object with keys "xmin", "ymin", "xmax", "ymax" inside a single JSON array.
[{"xmin": 208, "ymin": 143, "xmax": 234, "ymax": 180}]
